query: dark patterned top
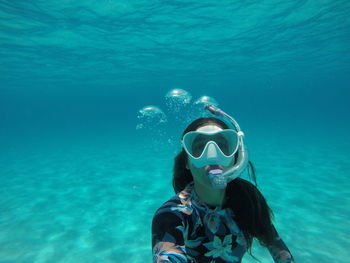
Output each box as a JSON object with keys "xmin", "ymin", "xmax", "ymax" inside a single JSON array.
[{"xmin": 152, "ymin": 182, "xmax": 295, "ymax": 263}]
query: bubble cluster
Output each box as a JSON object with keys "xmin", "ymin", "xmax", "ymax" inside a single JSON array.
[{"xmin": 136, "ymin": 90, "xmax": 220, "ymax": 153}]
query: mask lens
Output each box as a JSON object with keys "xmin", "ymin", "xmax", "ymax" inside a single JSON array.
[{"xmin": 191, "ymin": 135, "xmax": 208, "ymax": 157}]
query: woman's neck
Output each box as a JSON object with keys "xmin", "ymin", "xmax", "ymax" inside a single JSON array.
[{"xmin": 193, "ymin": 180, "xmax": 226, "ymax": 207}]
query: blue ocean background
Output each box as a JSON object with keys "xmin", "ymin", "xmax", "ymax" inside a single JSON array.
[{"xmin": 0, "ymin": 1, "xmax": 349, "ymax": 262}]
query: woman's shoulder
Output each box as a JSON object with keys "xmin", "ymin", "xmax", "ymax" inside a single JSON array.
[
  {"xmin": 156, "ymin": 194, "xmax": 183, "ymax": 211},
  {"xmin": 153, "ymin": 187, "xmax": 194, "ymax": 219}
]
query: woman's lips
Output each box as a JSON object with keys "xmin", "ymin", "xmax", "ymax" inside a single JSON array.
[{"xmin": 204, "ymin": 165, "xmax": 224, "ymax": 172}]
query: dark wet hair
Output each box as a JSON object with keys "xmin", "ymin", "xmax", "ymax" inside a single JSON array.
[{"xmin": 172, "ymin": 117, "xmax": 278, "ymax": 255}]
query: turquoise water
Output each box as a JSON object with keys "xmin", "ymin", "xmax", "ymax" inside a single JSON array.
[{"xmin": 1, "ymin": 1, "xmax": 350, "ymax": 262}]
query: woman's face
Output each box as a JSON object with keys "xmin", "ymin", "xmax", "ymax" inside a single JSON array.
[{"xmin": 185, "ymin": 124, "xmax": 236, "ymax": 188}]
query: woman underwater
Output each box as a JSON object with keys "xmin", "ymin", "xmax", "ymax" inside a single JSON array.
[{"xmin": 152, "ymin": 105, "xmax": 295, "ymax": 263}]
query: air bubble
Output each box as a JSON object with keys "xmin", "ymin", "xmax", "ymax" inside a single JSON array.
[
  {"xmin": 136, "ymin": 105, "xmax": 167, "ymax": 130},
  {"xmin": 194, "ymin": 96, "xmax": 219, "ymax": 107},
  {"xmin": 165, "ymin": 89, "xmax": 192, "ymax": 113}
]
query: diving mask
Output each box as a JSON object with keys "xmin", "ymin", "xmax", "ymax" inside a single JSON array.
[{"xmin": 182, "ymin": 125, "xmax": 239, "ymax": 168}]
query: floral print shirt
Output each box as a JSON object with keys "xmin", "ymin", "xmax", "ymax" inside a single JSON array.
[{"xmin": 152, "ymin": 182, "xmax": 295, "ymax": 263}]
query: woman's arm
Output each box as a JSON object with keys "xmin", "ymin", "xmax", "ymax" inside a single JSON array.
[
  {"xmin": 152, "ymin": 211, "xmax": 188, "ymax": 263},
  {"xmin": 267, "ymin": 229, "xmax": 295, "ymax": 263}
]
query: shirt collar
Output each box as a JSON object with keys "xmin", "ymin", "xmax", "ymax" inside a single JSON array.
[{"xmin": 185, "ymin": 182, "xmax": 225, "ymax": 211}]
